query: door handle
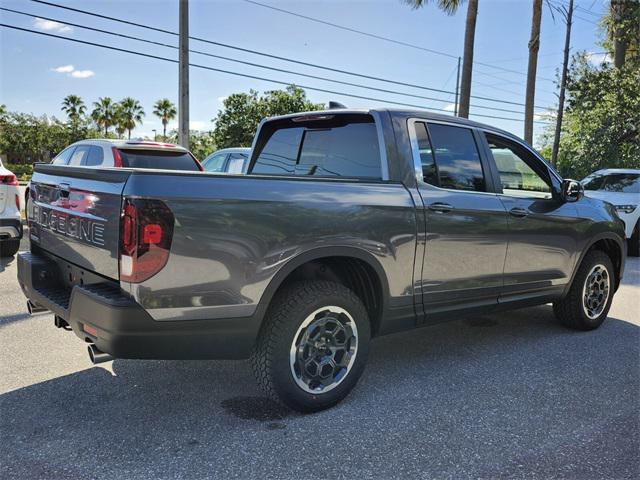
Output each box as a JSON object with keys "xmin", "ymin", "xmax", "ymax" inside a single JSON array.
[
  {"xmin": 428, "ymin": 202, "xmax": 453, "ymax": 213},
  {"xmin": 509, "ymin": 207, "xmax": 529, "ymax": 218}
]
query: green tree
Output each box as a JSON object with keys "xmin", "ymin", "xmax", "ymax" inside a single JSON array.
[
  {"xmin": 118, "ymin": 97, "xmax": 145, "ymax": 139},
  {"xmin": 113, "ymin": 104, "xmax": 127, "ymax": 139},
  {"xmin": 61, "ymin": 95, "xmax": 85, "ymax": 125},
  {"xmin": 607, "ymin": 0, "xmax": 640, "ymax": 68},
  {"xmin": 61, "ymin": 94, "xmax": 87, "ymax": 141},
  {"xmin": 213, "ymin": 85, "xmax": 323, "ymax": 148},
  {"xmin": 404, "ymin": 0, "xmax": 476, "ymax": 118},
  {"xmin": 91, "ymin": 97, "xmax": 116, "ymax": 136},
  {"xmin": 153, "ymin": 98, "xmax": 177, "ymax": 140},
  {"xmin": 541, "ymin": 54, "xmax": 639, "ymax": 179},
  {"xmin": 0, "ymin": 112, "xmax": 80, "ymax": 163}
]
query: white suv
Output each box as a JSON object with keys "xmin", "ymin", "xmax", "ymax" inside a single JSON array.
[
  {"xmin": 0, "ymin": 159, "xmax": 22, "ymax": 257},
  {"xmin": 582, "ymin": 168, "xmax": 640, "ymax": 256},
  {"xmin": 51, "ymin": 139, "xmax": 203, "ymax": 171}
]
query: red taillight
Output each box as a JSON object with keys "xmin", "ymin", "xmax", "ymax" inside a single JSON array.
[
  {"xmin": 112, "ymin": 147, "xmax": 123, "ymax": 167},
  {"xmin": 119, "ymin": 198, "xmax": 174, "ymax": 283},
  {"xmin": 1, "ymin": 174, "xmax": 18, "ymax": 186}
]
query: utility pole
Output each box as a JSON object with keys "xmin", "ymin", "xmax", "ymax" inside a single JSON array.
[
  {"xmin": 458, "ymin": 0, "xmax": 478, "ymax": 119},
  {"xmin": 551, "ymin": 0, "xmax": 573, "ymax": 166},
  {"xmin": 454, "ymin": 56, "xmax": 461, "ymax": 117},
  {"xmin": 178, "ymin": 0, "xmax": 189, "ymax": 149},
  {"xmin": 524, "ymin": 0, "xmax": 543, "ymax": 145}
]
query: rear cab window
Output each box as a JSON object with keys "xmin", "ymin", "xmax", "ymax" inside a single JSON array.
[
  {"xmin": 118, "ymin": 149, "xmax": 201, "ymax": 171},
  {"xmin": 250, "ymin": 113, "xmax": 383, "ymax": 179}
]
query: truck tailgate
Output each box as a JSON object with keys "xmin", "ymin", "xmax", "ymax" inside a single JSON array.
[{"xmin": 28, "ymin": 165, "xmax": 131, "ymax": 280}]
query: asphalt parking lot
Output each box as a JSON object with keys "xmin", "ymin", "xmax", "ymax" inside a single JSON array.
[{"xmin": 1, "ymin": 237, "xmax": 638, "ymax": 479}]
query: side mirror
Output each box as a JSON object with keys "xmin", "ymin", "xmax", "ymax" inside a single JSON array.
[{"xmin": 562, "ymin": 179, "xmax": 584, "ymax": 203}]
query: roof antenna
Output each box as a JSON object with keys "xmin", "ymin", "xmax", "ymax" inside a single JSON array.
[{"xmin": 328, "ymin": 101, "xmax": 347, "ymax": 109}]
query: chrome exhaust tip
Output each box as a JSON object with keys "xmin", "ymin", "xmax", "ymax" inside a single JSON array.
[
  {"xmin": 87, "ymin": 344, "xmax": 113, "ymax": 364},
  {"xmin": 27, "ymin": 300, "xmax": 47, "ymax": 315}
]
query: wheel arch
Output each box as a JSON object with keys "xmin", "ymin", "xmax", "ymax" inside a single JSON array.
[
  {"xmin": 254, "ymin": 247, "xmax": 390, "ymax": 336},
  {"xmin": 567, "ymin": 232, "xmax": 626, "ymax": 294}
]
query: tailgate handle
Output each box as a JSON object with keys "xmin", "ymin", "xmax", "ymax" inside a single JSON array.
[{"xmin": 58, "ymin": 183, "xmax": 70, "ymax": 198}]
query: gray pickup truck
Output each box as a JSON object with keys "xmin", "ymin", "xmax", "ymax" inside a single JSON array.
[{"xmin": 18, "ymin": 108, "xmax": 626, "ymax": 412}]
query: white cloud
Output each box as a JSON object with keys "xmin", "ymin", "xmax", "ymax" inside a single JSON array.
[
  {"xmin": 33, "ymin": 18, "xmax": 73, "ymax": 33},
  {"xmin": 70, "ymin": 70, "xmax": 95, "ymax": 78},
  {"xmin": 52, "ymin": 65, "xmax": 95, "ymax": 79},
  {"xmin": 52, "ymin": 65, "xmax": 74, "ymax": 73},
  {"xmin": 586, "ymin": 52, "xmax": 612, "ymax": 66},
  {"xmin": 443, "ymin": 103, "xmax": 456, "ymax": 112}
]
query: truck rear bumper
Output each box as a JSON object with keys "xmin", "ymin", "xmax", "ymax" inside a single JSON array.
[{"xmin": 17, "ymin": 250, "xmax": 261, "ymax": 360}]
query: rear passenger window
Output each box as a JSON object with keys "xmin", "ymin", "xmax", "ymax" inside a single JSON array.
[
  {"xmin": 52, "ymin": 146, "xmax": 75, "ymax": 165},
  {"xmin": 427, "ymin": 124, "xmax": 485, "ymax": 192},
  {"xmin": 68, "ymin": 145, "xmax": 91, "ymax": 166},
  {"xmin": 227, "ymin": 153, "xmax": 248, "ymax": 174},
  {"xmin": 85, "ymin": 146, "xmax": 104, "ymax": 166},
  {"xmin": 251, "ymin": 115, "xmax": 382, "ymax": 179}
]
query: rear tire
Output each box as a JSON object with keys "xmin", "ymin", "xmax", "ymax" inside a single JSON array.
[
  {"xmin": 553, "ymin": 250, "xmax": 614, "ymax": 331},
  {"xmin": 0, "ymin": 239, "xmax": 20, "ymax": 258},
  {"xmin": 252, "ymin": 280, "xmax": 370, "ymax": 413},
  {"xmin": 629, "ymin": 222, "xmax": 639, "ymax": 257}
]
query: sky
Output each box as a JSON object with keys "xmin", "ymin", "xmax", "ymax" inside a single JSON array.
[{"xmin": 0, "ymin": 0, "xmax": 611, "ymax": 146}]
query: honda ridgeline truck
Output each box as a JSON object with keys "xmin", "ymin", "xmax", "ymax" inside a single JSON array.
[{"xmin": 18, "ymin": 109, "xmax": 626, "ymax": 412}]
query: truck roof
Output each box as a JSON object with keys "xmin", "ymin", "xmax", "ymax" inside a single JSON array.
[{"xmin": 264, "ymin": 107, "xmax": 519, "ymax": 143}]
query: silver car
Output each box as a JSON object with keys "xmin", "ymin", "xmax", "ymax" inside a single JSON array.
[
  {"xmin": 51, "ymin": 139, "xmax": 203, "ymax": 171},
  {"xmin": 201, "ymin": 148, "xmax": 251, "ymax": 174}
]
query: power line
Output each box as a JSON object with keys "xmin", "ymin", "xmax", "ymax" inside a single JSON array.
[
  {"xmin": 30, "ymin": 0, "xmax": 550, "ymax": 110},
  {"xmin": 0, "ymin": 23, "xmax": 550, "ymax": 124},
  {"xmin": 1, "ymin": 7, "xmax": 539, "ymax": 116},
  {"xmin": 242, "ymin": 0, "xmax": 556, "ymax": 82}
]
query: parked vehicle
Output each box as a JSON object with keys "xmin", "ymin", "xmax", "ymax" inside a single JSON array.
[
  {"xmin": 0, "ymin": 159, "xmax": 22, "ymax": 257},
  {"xmin": 201, "ymin": 147, "xmax": 251, "ymax": 174},
  {"xmin": 51, "ymin": 139, "xmax": 203, "ymax": 171},
  {"xmin": 18, "ymin": 108, "xmax": 626, "ymax": 412},
  {"xmin": 581, "ymin": 169, "xmax": 640, "ymax": 256}
]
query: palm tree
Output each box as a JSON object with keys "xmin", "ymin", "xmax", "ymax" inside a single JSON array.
[
  {"xmin": 524, "ymin": 0, "xmax": 542, "ymax": 144},
  {"xmin": 61, "ymin": 94, "xmax": 86, "ymax": 124},
  {"xmin": 91, "ymin": 97, "xmax": 115, "ymax": 136},
  {"xmin": 113, "ymin": 104, "xmax": 127, "ymax": 139},
  {"xmin": 405, "ymin": 0, "xmax": 477, "ymax": 118},
  {"xmin": 118, "ymin": 97, "xmax": 145, "ymax": 139},
  {"xmin": 61, "ymin": 94, "xmax": 86, "ymax": 138},
  {"xmin": 153, "ymin": 98, "xmax": 177, "ymax": 140}
]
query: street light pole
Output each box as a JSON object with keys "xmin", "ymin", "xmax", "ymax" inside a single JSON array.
[{"xmin": 178, "ymin": 0, "xmax": 189, "ymax": 149}]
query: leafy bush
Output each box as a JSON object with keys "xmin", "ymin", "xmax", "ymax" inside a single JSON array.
[{"xmin": 5, "ymin": 163, "xmax": 33, "ymax": 182}]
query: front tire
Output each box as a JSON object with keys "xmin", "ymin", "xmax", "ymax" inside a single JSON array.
[
  {"xmin": 252, "ymin": 280, "xmax": 370, "ymax": 413},
  {"xmin": 0, "ymin": 239, "xmax": 20, "ymax": 258},
  {"xmin": 553, "ymin": 250, "xmax": 615, "ymax": 330},
  {"xmin": 629, "ymin": 221, "xmax": 639, "ymax": 257}
]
